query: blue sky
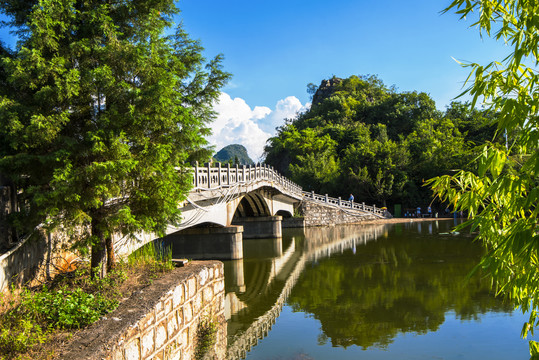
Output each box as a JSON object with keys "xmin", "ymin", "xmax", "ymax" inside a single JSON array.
[
  {"xmin": 178, "ymin": 0, "xmax": 508, "ymax": 108},
  {"xmin": 177, "ymin": 0, "xmax": 510, "ymax": 159},
  {"xmin": 0, "ymin": 1, "xmax": 510, "ymax": 161}
]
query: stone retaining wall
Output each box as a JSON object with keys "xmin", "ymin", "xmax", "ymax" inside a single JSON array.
[
  {"xmin": 300, "ymin": 200, "xmax": 378, "ymax": 227},
  {"xmin": 282, "ymin": 217, "xmax": 305, "ymax": 228},
  {"xmin": 59, "ymin": 261, "xmax": 226, "ymax": 360},
  {"xmin": 0, "ymin": 228, "xmax": 77, "ymax": 292}
]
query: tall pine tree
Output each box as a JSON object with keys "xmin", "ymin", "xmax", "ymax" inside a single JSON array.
[{"xmin": 0, "ymin": 0, "xmax": 230, "ymax": 277}]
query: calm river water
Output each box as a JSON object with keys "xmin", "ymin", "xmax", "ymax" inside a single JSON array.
[{"xmin": 223, "ymin": 219, "xmax": 533, "ymax": 359}]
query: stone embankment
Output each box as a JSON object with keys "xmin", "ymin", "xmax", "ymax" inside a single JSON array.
[
  {"xmin": 58, "ymin": 261, "xmax": 226, "ymax": 360},
  {"xmin": 299, "ymin": 200, "xmax": 379, "ymax": 226}
]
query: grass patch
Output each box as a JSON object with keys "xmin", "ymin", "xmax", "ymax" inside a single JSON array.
[
  {"xmin": 195, "ymin": 316, "xmax": 218, "ymax": 360},
  {"xmin": 0, "ymin": 242, "xmax": 174, "ymax": 360},
  {"xmin": 128, "ymin": 241, "xmax": 174, "ymax": 274}
]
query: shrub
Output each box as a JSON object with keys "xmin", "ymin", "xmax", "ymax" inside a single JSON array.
[{"xmin": 18, "ymin": 286, "xmax": 117, "ymax": 329}]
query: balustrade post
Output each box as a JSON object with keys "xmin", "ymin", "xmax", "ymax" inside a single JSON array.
[
  {"xmin": 227, "ymin": 163, "xmax": 231, "ymax": 185},
  {"xmin": 243, "ymin": 165, "xmax": 246, "ymax": 182},
  {"xmin": 338, "ymin": 197, "xmax": 342, "ymax": 206},
  {"xmin": 311, "ymin": 191, "xmax": 314, "ymax": 199},
  {"xmin": 218, "ymin": 162, "xmax": 222, "ymax": 186},
  {"xmin": 362, "ymin": 202, "xmax": 365, "ymax": 210},
  {"xmin": 206, "ymin": 162, "xmax": 211, "ymax": 188},
  {"xmin": 236, "ymin": 163, "xmax": 239, "ymax": 182},
  {"xmin": 194, "ymin": 161, "xmax": 199, "ymax": 188},
  {"xmin": 325, "ymin": 194, "xmax": 328, "ymax": 203},
  {"xmin": 373, "ymin": 205, "xmax": 376, "ymax": 214}
]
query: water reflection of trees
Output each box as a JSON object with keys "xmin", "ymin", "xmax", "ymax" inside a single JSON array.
[{"xmin": 288, "ymin": 231, "xmax": 514, "ymax": 349}]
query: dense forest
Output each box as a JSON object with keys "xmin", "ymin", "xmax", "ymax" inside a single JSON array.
[{"xmin": 263, "ymin": 75, "xmax": 503, "ymax": 211}]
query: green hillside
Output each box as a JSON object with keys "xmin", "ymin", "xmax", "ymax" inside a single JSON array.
[
  {"xmin": 214, "ymin": 144, "xmax": 255, "ymax": 165},
  {"xmin": 264, "ymin": 75, "xmax": 504, "ymax": 210}
]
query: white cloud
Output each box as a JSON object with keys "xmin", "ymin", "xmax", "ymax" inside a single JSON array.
[
  {"xmin": 258, "ymin": 96, "xmax": 309, "ymax": 133},
  {"xmin": 209, "ymin": 93, "xmax": 309, "ymax": 162}
]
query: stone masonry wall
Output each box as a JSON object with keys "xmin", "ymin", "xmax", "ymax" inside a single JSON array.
[
  {"xmin": 0, "ymin": 227, "xmax": 78, "ymax": 292},
  {"xmin": 59, "ymin": 261, "xmax": 226, "ymax": 360},
  {"xmin": 300, "ymin": 200, "xmax": 378, "ymax": 227}
]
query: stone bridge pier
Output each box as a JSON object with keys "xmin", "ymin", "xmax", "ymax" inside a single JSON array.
[
  {"xmin": 161, "ymin": 215, "xmax": 285, "ymax": 261},
  {"xmin": 160, "ymin": 186, "xmax": 292, "ymax": 260},
  {"xmin": 161, "ymin": 225, "xmax": 245, "ymax": 260},
  {"xmin": 232, "ymin": 216, "xmax": 282, "ymax": 239}
]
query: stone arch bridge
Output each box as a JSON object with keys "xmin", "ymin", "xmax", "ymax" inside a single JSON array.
[
  {"xmin": 115, "ymin": 163, "xmax": 385, "ymax": 260},
  {"xmin": 0, "ymin": 163, "xmax": 385, "ymax": 291}
]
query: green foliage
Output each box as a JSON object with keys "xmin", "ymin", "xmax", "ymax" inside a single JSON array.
[
  {"xmin": 0, "ymin": 264, "xmax": 130, "ymax": 358},
  {"xmin": 342, "ymin": 125, "xmax": 409, "ymax": 206},
  {"xmin": 264, "ymin": 74, "xmax": 497, "ymax": 207},
  {"xmin": 0, "ymin": 318, "xmax": 46, "ymax": 355},
  {"xmin": 128, "ymin": 241, "xmax": 174, "ymax": 274},
  {"xmin": 195, "ymin": 316, "xmax": 218, "ymax": 360},
  {"xmin": 428, "ymin": 0, "xmax": 539, "ymax": 356},
  {"xmin": 0, "ymin": 0, "xmax": 230, "ymax": 276},
  {"xmin": 19, "ymin": 286, "xmax": 117, "ymax": 329}
]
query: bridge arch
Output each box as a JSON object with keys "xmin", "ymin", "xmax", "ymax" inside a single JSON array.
[
  {"xmin": 275, "ymin": 209, "xmax": 292, "ymax": 218},
  {"xmin": 233, "ymin": 193, "xmax": 271, "ymax": 219},
  {"xmin": 177, "ymin": 221, "xmax": 225, "ymax": 230}
]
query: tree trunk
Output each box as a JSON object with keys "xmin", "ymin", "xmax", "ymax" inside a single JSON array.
[
  {"xmin": 0, "ymin": 175, "xmax": 18, "ymax": 248},
  {"xmin": 90, "ymin": 216, "xmax": 107, "ymax": 279},
  {"xmin": 106, "ymin": 234, "xmax": 115, "ymax": 272}
]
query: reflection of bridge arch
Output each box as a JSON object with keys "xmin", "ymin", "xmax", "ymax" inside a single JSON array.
[
  {"xmin": 226, "ymin": 224, "xmax": 388, "ymax": 359},
  {"xmin": 235, "ymin": 238, "xmax": 296, "ymax": 302}
]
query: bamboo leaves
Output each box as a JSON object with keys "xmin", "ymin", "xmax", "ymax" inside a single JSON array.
[{"xmin": 433, "ymin": 1, "xmax": 539, "ymax": 355}]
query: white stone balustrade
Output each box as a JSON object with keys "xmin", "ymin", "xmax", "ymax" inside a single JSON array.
[
  {"xmin": 301, "ymin": 191, "xmax": 383, "ymax": 216},
  {"xmin": 190, "ymin": 162, "xmax": 303, "ymax": 195},
  {"xmin": 188, "ymin": 162, "xmax": 384, "ymax": 217}
]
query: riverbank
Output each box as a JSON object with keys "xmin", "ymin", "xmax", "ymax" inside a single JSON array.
[{"xmin": 360, "ymin": 216, "xmax": 463, "ymax": 225}]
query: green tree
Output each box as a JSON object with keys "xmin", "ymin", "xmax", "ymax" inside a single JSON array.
[
  {"xmin": 0, "ymin": 0, "xmax": 230, "ymax": 277},
  {"xmin": 264, "ymin": 74, "xmax": 498, "ymax": 209},
  {"xmin": 342, "ymin": 124, "xmax": 409, "ymax": 206},
  {"xmin": 407, "ymin": 117, "xmax": 469, "ymax": 180},
  {"xmin": 444, "ymin": 101, "xmax": 500, "ymax": 145},
  {"xmin": 290, "ymin": 150, "xmax": 340, "ymax": 194},
  {"xmin": 429, "ymin": 1, "xmax": 539, "ymax": 356}
]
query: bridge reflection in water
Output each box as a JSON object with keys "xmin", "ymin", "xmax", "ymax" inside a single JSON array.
[{"xmin": 224, "ymin": 224, "xmax": 387, "ymax": 359}]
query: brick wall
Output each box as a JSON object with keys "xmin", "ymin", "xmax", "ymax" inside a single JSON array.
[{"xmin": 59, "ymin": 261, "xmax": 226, "ymax": 360}]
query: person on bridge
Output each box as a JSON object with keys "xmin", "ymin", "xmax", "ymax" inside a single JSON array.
[{"xmin": 349, "ymin": 194, "xmax": 354, "ymax": 202}]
